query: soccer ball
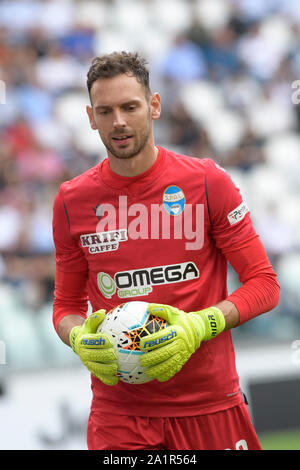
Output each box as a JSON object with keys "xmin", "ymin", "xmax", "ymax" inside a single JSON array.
[{"xmin": 97, "ymin": 301, "xmax": 168, "ymax": 384}]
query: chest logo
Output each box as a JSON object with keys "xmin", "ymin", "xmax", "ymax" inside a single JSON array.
[
  {"xmin": 80, "ymin": 229, "xmax": 128, "ymax": 254},
  {"xmin": 97, "ymin": 261, "xmax": 199, "ymax": 299},
  {"xmin": 163, "ymin": 186, "xmax": 185, "ymax": 216}
]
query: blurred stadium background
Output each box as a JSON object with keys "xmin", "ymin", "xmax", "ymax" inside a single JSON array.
[{"xmin": 0, "ymin": 0, "xmax": 300, "ymax": 450}]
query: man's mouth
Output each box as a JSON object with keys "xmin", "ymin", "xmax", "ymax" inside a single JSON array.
[{"xmin": 112, "ymin": 135, "xmax": 133, "ymax": 143}]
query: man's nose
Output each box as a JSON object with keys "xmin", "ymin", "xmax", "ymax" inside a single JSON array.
[{"xmin": 113, "ymin": 109, "xmax": 126, "ymax": 128}]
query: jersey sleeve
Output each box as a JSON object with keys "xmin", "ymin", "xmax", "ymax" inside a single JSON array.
[
  {"xmin": 204, "ymin": 159, "xmax": 256, "ymax": 252},
  {"xmin": 225, "ymin": 236, "xmax": 280, "ymax": 324},
  {"xmin": 204, "ymin": 159, "xmax": 280, "ymax": 324},
  {"xmin": 52, "ymin": 186, "xmax": 89, "ymax": 331},
  {"xmin": 52, "ymin": 186, "xmax": 88, "ymax": 272}
]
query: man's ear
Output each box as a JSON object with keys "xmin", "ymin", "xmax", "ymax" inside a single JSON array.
[
  {"xmin": 86, "ymin": 105, "xmax": 98, "ymax": 130},
  {"xmin": 150, "ymin": 92, "xmax": 161, "ymax": 121}
]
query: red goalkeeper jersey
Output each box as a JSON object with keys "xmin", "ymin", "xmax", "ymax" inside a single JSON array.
[{"xmin": 52, "ymin": 146, "xmax": 279, "ymax": 417}]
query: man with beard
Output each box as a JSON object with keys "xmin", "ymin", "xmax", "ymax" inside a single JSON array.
[{"xmin": 52, "ymin": 51, "xmax": 280, "ymax": 450}]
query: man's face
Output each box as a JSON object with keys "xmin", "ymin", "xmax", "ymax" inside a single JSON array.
[{"xmin": 87, "ymin": 73, "xmax": 160, "ymax": 160}]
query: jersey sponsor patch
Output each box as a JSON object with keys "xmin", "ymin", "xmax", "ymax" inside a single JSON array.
[
  {"xmin": 97, "ymin": 261, "xmax": 199, "ymax": 299},
  {"xmin": 80, "ymin": 229, "xmax": 128, "ymax": 253},
  {"xmin": 227, "ymin": 202, "xmax": 249, "ymax": 226}
]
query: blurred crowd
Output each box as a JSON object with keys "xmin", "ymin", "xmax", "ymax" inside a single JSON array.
[{"xmin": 0, "ymin": 0, "xmax": 300, "ymax": 342}]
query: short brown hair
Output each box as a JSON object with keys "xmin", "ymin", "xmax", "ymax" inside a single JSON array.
[{"xmin": 87, "ymin": 51, "xmax": 151, "ymax": 98}]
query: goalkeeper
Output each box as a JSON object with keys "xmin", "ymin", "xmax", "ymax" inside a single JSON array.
[{"xmin": 52, "ymin": 52, "xmax": 280, "ymax": 450}]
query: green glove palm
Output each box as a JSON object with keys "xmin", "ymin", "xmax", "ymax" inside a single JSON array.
[
  {"xmin": 69, "ymin": 310, "xmax": 118, "ymax": 386},
  {"xmin": 140, "ymin": 304, "xmax": 225, "ymax": 382}
]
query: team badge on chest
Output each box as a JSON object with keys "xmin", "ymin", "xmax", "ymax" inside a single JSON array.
[{"xmin": 163, "ymin": 186, "xmax": 185, "ymax": 216}]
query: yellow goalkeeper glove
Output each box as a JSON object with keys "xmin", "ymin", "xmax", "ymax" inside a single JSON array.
[
  {"xmin": 140, "ymin": 303, "xmax": 225, "ymax": 382},
  {"xmin": 69, "ymin": 310, "xmax": 118, "ymax": 386}
]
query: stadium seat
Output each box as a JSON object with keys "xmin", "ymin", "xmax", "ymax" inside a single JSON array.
[
  {"xmin": 55, "ymin": 91, "xmax": 90, "ymax": 131},
  {"xmin": 201, "ymin": 108, "xmax": 246, "ymax": 153},
  {"xmin": 0, "ymin": 284, "xmax": 43, "ymax": 369},
  {"xmin": 259, "ymin": 14, "xmax": 296, "ymax": 59},
  {"xmin": 247, "ymin": 98, "xmax": 297, "ymax": 139},
  {"xmin": 94, "ymin": 28, "xmax": 134, "ymax": 56},
  {"xmin": 195, "ymin": 0, "xmax": 231, "ymax": 32},
  {"xmin": 277, "ymin": 253, "xmax": 300, "ymax": 304},
  {"xmin": 151, "ymin": 0, "xmax": 192, "ymax": 34},
  {"xmin": 113, "ymin": 0, "xmax": 150, "ymax": 34},
  {"xmin": 73, "ymin": 0, "xmax": 109, "ymax": 29},
  {"xmin": 245, "ymin": 163, "xmax": 289, "ymax": 211},
  {"xmin": 180, "ymin": 80, "xmax": 225, "ymax": 123},
  {"xmin": 263, "ymin": 132, "xmax": 300, "ymax": 176}
]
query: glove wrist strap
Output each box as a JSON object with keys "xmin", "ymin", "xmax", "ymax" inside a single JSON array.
[{"xmin": 192, "ymin": 307, "xmax": 226, "ymax": 341}]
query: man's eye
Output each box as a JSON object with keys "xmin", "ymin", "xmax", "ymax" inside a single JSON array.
[{"xmin": 96, "ymin": 109, "xmax": 110, "ymax": 115}]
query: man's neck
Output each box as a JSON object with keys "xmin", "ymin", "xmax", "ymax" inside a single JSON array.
[{"xmin": 107, "ymin": 144, "xmax": 158, "ymax": 177}]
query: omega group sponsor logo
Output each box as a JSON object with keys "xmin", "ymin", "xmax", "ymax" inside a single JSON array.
[{"xmin": 97, "ymin": 261, "xmax": 199, "ymax": 299}]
